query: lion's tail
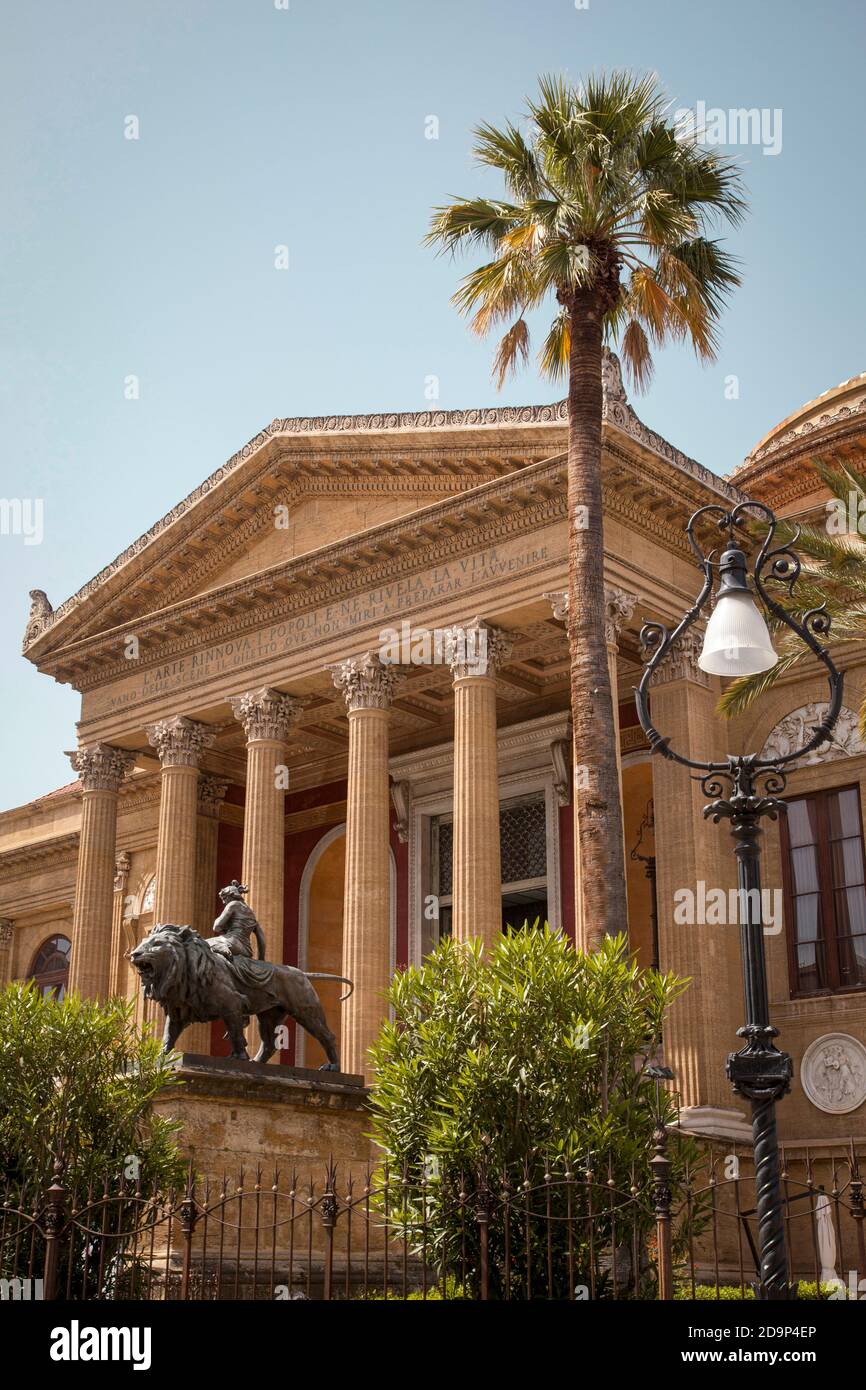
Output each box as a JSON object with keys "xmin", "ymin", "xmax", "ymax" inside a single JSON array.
[{"xmin": 305, "ymin": 972, "xmax": 354, "ymax": 1003}]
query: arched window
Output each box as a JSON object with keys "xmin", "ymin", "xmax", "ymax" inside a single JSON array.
[{"xmin": 28, "ymin": 934, "xmax": 71, "ymax": 999}]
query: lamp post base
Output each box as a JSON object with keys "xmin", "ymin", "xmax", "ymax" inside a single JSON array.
[{"xmin": 727, "ymin": 1036, "xmax": 794, "ymax": 1301}]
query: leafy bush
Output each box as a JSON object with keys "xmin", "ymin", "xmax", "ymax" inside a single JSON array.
[
  {"xmin": 368, "ymin": 929, "xmax": 695, "ymax": 1298},
  {"xmin": 676, "ymin": 1282, "xmax": 837, "ymax": 1301},
  {"xmin": 0, "ymin": 982, "xmax": 185, "ymax": 1197}
]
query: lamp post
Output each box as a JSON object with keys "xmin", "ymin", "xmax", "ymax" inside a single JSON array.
[{"xmin": 635, "ymin": 501, "xmax": 843, "ymax": 1300}]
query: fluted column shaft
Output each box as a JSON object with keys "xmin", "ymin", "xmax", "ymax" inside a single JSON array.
[
  {"xmin": 67, "ymin": 744, "xmax": 135, "ymax": 998},
  {"xmin": 0, "ymin": 920, "xmax": 14, "ymax": 988},
  {"xmin": 448, "ymin": 619, "xmax": 511, "ymax": 951},
  {"xmin": 231, "ymin": 690, "xmax": 300, "ymax": 968},
  {"xmin": 186, "ymin": 775, "xmax": 229, "ymax": 1054},
  {"xmin": 145, "ymin": 717, "xmax": 216, "ymax": 1039},
  {"xmin": 110, "ymin": 852, "xmax": 131, "ymax": 996},
  {"xmin": 331, "ymin": 654, "xmax": 394, "ymax": 1081}
]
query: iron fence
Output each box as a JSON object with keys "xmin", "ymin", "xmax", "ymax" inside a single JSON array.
[{"xmin": 1, "ymin": 1133, "xmax": 863, "ymax": 1301}]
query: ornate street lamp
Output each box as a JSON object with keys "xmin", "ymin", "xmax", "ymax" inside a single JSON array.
[{"xmin": 635, "ymin": 500, "xmax": 843, "ymax": 1300}]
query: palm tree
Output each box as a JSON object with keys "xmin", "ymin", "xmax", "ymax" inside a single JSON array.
[
  {"xmin": 426, "ymin": 72, "xmax": 746, "ymax": 948},
  {"xmin": 718, "ymin": 455, "xmax": 866, "ymax": 736}
]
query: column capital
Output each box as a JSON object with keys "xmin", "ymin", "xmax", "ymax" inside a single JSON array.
[
  {"xmin": 68, "ymin": 743, "xmax": 136, "ymax": 792},
  {"xmin": 198, "ymin": 774, "xmax": 229, "ymax": 819},
  {"xmin": 0, "ymin": 919, "xmax": 13, "ymax": 949},
  {"xmin": 230, "ymin": 687, "xmax": 302, "ymax": 742},
  {"xmin": 445, "ymin": 617, "xmax": 512, "ymax": 680},
  {"xmin": 654, "ymin": 630, "xmax": 711, "ymax": 688},
  {"xmin": 605, "ymin": 585, "xmax": 638, "ymax": 647},
  {"xmin": 544, "ymin": 590, "xmax": 569, "ymax": 622},
  {"xmin": 330, "ymin": 652, "xmax": 396, "ymax": 712},
  {"xmin": 146, "ymin": 715, "xmax": 216, "ymax": 768}
]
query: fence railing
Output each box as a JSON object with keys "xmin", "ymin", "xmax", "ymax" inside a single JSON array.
[{"xmin": 2, "ymin": 1132, "xmax": 863, "ymax": 1301}]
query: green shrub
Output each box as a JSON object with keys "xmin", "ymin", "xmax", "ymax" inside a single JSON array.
[
  {"xmin": 675, "ymin": 1281, "xmax": 837, "ymax": 1300},
  {"xmin": 0, "ymin": 982, "xmax": 185, "ymax": 1197},
  {"xmin": 368, "ymin": 929, "xmax": 696, "ymax": 1298}
]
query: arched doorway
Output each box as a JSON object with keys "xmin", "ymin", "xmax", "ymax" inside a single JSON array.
[{"xmin": 297, "ymin": 824, "xmax": 396, "ymax": 1068}]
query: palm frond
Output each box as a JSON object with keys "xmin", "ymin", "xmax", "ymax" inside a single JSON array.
[{"xmin": 491, "ymin": 318, "xmax": 531, "ymax": 387}]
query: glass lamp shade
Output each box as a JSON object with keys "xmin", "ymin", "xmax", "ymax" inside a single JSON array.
[{"xmin": 698, "ymin": 590, "xmax": 778, "ymax": 676}]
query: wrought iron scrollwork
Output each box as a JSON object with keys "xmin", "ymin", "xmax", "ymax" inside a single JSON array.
[{"xmin": 634, "ymin": 500, "xmax": 844, "ymax": 813}]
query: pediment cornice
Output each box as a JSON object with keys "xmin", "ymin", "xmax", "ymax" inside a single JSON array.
[
  {"xmin": 35, "ymin": 439, "xmax": 740, "ymax": 692},
  {"xmin": 23, "ymin": 361, "xmax": 741, "ymax": 665}
]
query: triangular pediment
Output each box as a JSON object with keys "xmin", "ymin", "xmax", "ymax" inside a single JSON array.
[{"xmin": 23, "ymin": 366, "xmax": 735, "ymax": 671}]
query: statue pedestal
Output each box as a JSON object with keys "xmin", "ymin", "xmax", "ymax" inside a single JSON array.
[
  {"xmin": 154, "ymin": 1053, "xmax": 372, "ymax": 1176},
  {"xmin": 150, "ymin": 1055, "xmax": 382, "ymax": 1296}
]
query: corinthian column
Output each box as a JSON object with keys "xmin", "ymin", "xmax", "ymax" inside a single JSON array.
[
  {"xmin": 146, "ymin": 717, "xmax": 215, "ymax": 929},
  {"xmin": 67, "ymin": 744, "xmax": 136, "ymax": 998},
  {"xmin": 447, "ymin": 617, "xmax": 512, "ymax": 951},
  {"xmin": 330, "ymin": 653, "xmax": 395, "ymax": 1081},
  {"xmin": 230, "ymin": 690, "xmax": 300, "ymax": 968}
]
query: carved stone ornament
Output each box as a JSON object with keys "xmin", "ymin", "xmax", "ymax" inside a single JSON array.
[
  {"xmin": 444, "ymin": 617, "xmax": 513, "ymax": 679},
  {"xmin": 230, "ymin": 687, "xmax": 302, "ymax": 742},
  {"xmin": 198, "ymin": 774, "xmax": 230, "ymax": 818},
  {"xmin": 605, "ymin": 585, "xmax": 638, "ymax": 647},
  {"xmin": 801, "ymin": 1033, "xmax": 866, "ymax": 1115},
  {"xmin": 390, "ymin": 780, "xmax": 411, "ymax": 842},
  {"xmin": 22, "ymin": 589, "xmax": 53, "ymax": 649},
  {"xmin": 330, "ymin": 652, "xmax": 396, "ymax": 712},
  {"xmin": 760, "ymin": 703, "xmax": 866, "ymax": 765},
  {"xmin": 146, "ymin": 715, "xmax": 216, "ymax": 768},
  {"xmin": 68, "ymin": 743, "xmax": 136, "ymax": 792},
  {"xmin": 114, "ymin": 851, "xmax": 131, "ymax": 893},
  {"xmin": 652, "ymin": 630, "xmax": 709, "ymax": 687},
  {"xmin": 550, "ymin": 738, "xmax": 572, "ymax": 806},
  {"xmin": 544, "ymin": 591, "xmax": 569, "ymax": 622},
  {"xmin": 0, "ymin": 919, "xmax": 13, "ymax": 949}
]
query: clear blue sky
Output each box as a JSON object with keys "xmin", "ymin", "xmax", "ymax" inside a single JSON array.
[{"xmin": 2, "ymin": 0, "xmax": 864, "ymax": 809}]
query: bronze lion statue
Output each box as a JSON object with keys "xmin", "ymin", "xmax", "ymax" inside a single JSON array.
[{"xmin": 129, "ymin": 923, "xmax": 352, "ymax": 1069}]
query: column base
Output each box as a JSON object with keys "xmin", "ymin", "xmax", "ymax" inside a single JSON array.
[{"xmin": 678, "ymin": 1105, "xmax": 754, "ymax": 1144}]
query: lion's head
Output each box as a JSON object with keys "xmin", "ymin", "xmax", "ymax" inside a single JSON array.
[{"xmin": 129, "ymin": 923, "xmax": 218, "ymax": 1009}]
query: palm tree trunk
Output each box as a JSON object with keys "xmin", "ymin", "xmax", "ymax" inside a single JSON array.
[{"xmin": 566, "ymin": 290, "xmax": 628, "ymax": 950}]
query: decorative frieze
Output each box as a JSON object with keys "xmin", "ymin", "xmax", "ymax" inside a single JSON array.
[
  {"xmin": 68, "ymin": 743, "xmax": 136, "ymax": 792},
  {"xmin": 230, "ymin": 688, "xmax": 302, "ymax": 743},
  {"xmin": 146, "ymin": 715, "xmax": 215, "ymax": 768},
  {"xmin": 330, "ymin": 653, "xmax": 396, "ymax": 712}
]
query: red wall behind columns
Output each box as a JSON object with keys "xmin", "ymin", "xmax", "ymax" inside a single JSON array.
[
  {"xmin": 559, "ymin": 802, "xmax": 575, "ymax": 941},
  {"xmin": 210, "ymin": 775, "xmax": 411, "ymax": 1062}
]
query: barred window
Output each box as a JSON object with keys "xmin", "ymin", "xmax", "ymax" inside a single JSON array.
[
  {"xmin": 500, "ymin": 798, "xmax": 547, "ymax": 884},
  {"xmin": 432, "ymin": 794, "xmax": 546, "ymax": 897}
]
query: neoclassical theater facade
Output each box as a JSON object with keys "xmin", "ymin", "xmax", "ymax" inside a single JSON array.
[{"xmin": 2, "ymin": 356, "xmax": 866, "ymax": 1145}]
